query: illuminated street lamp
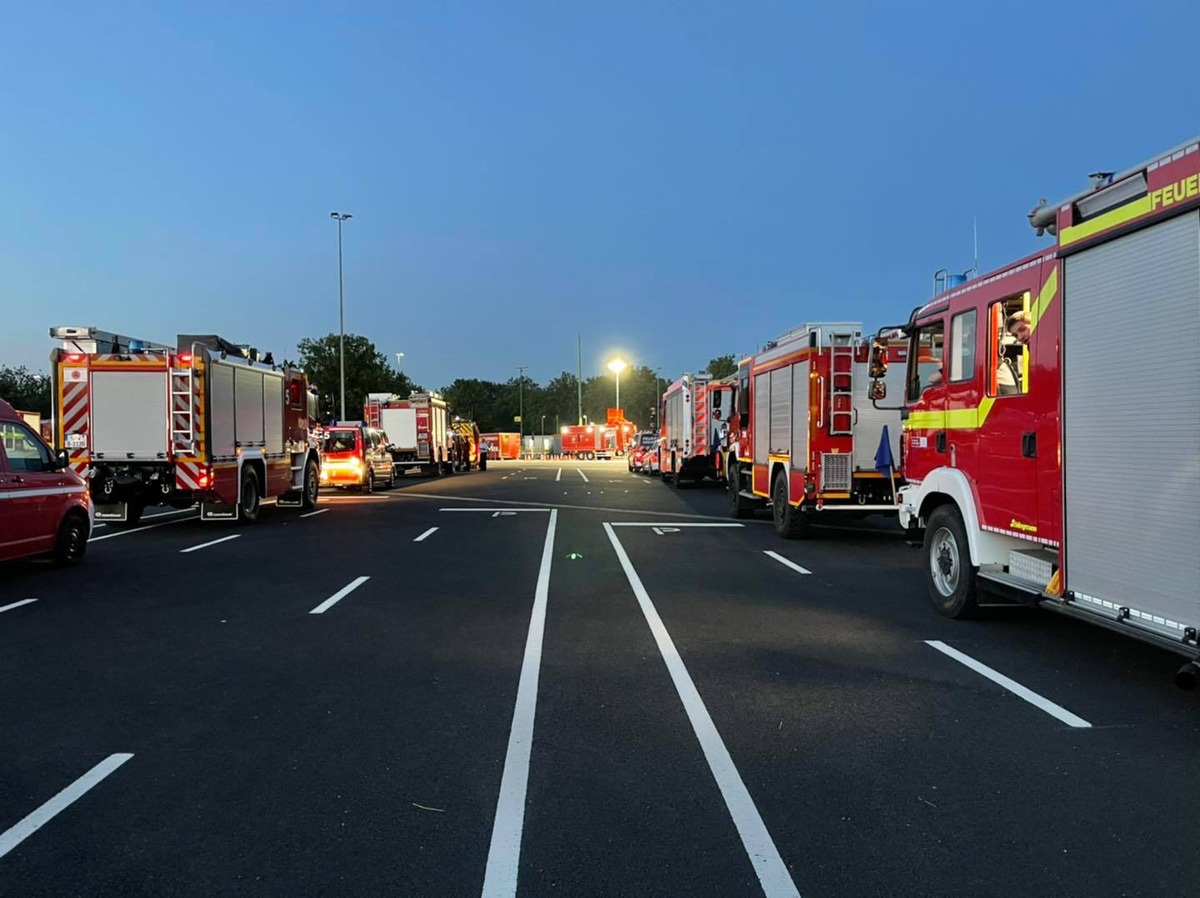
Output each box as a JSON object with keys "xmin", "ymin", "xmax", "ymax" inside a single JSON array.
[{"xmin": 607, "ymin": 357, "xmax": 628, "ymax": 411}]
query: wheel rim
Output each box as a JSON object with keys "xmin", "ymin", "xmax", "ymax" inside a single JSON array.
[
  {"xmin": 66, "ymin": 522, "xmax": 84, "ymax": 559},
  {"xmin": 930, "ymin": 526, "xmax": 960, "ymax": 596},
  {"xmin": 242, "ymin": 477, "xmax": 258, "ymax": 514}
]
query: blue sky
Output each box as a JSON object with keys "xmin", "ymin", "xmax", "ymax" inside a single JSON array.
[{"xmin": 3, "ymin": 1, "xmax": 1197, "ymax": 391}]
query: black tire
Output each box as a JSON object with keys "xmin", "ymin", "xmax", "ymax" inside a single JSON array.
[
  {"xmin": 673, "ymin": 462, "xmax": 686, "ymax": 489},
  {"xmin": 772, "ymin": 471, "xmax": 808, "ymax": 539},
  {"xmin": 115, "ymin": 501, "xmax": 145, "ymax": 529},
  {"xmin": 239, "ymin": 466, "xmax": 261, "ymax": 524},
  {"xmin": 924, "ymin": 505, "xmax": 979, "ymax": 619},
  {"xmin": 364, "ymin": 469, "xmax": 375, "ymax": 493},
  {"xmin": 728, "ymin": 465, "xmax": 754, "ymax": 520},
  {"xmin": 301, "ymin": 459, "xmax": 319, "ymax": 510},
  {"xmin": 52, "ymin": 512, "xmax": 89, "ymax": 566}
]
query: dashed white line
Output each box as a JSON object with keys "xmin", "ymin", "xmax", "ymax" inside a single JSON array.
[
  {"xmin": 0, "ymin": 599, "xmax": 38, "ymax": 615},
  {"xmin": 555, "ymin": 468, "xmax": 562, "ymax": 482},
  {"xmin": 309, "ymin": 576, "xmax": 371, "ymax": 614},
  {"xmin": 481, "ymin": 509, "xmax": 558, "ymax": 897},
  {"xmin": 764, "ymin": 550, "xmax": 811, "ymax": 575},
  {"xmin": 300, "ymin": 508, "xmax": 330, "ymax": 518},
  {"xmin": 90, "ymin": 515, "xmax": 198, "ymax": 542},
  {"xmin": 438, "ymin": 508, "xmax": 553, "ymax": 513},
  {"xmin": 578, "ymin": 470, "xmax": 589, "ymax": 483},
  {"xmin": 925, "ymin": 640, "xmax": 1092, "ymax": 728},
  {"xmin": 179, "ymin": 534, "xmax": 241, "ymax": 554},
  {"xmin": 414, "ymin": 527, "xmax": 438, "ymax": 542},
  {"xmin": 604, "ymin": 524, "xmax": 801, "ymax": 897},
  {"xmin": 0, "ymin": 753, "xmax": 134, "ymax": 860}
]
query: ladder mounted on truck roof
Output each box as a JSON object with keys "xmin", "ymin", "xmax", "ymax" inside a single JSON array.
[
  {"xmin": 177, "ymin": 334, "xmax": 275, "ymax": 366},
  {"xmin": 50, "ymin": 326, "xmax": 173, "ymax": 354}
]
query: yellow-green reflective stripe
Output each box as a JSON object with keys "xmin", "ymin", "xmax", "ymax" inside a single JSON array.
[
  {"xmin": 906, "ymin": 397, "xmax": 996, "ymax": 432},
  {"xmin": 1059, "ymin": 196, "xmax": 1152, "ymax": 247}
]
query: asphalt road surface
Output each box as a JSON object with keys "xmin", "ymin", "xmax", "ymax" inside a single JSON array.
[{"xmin": 2, "ymin": 459, "xmax": 1197, "ymax": 897}]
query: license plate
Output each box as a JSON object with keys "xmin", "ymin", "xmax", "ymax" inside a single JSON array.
[{"xmin": 65, "ymin": 433, "xmax": 87, "ymax": 450}]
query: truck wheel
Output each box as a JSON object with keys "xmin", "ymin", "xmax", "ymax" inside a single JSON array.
[
  {"xmin": 301, "ymin": 459, "xmax": 319, "ymax": 510},
  {"xmin": 364, "ymin": 469, "xmax": 375, "ymax": 493},
  {"xmin": 728, "ymin": 467, "xmax": 754, "ymax": 519},
  {"xmin": 239, "ymin": 467, "xmax": 261, "ymax": 524},
  {"xmin": 52, "ymin": 512, "xmax": 89, "ymax": 566},
  {"xmin": 772, "ymin": 471, "xmax": 808, "ymax": 539},
  {"xmin": 673, "ymin": 465, "xmax": 687, "ymax": 489},
  {"xmin": 925, "ymin": 505, "xmax": 979, "ymax": 618}
]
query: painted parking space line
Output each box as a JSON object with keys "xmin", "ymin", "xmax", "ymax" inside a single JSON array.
[
  {"xmin": 0, "ymin": 599, "xmax": 38, "ymax": 615},
  {"xmin": 481, "ymin": 509, "xmax": 558, "ymax": 897},
  {"xmin": 764, "ymin": 550, "xmax": 811, "ymax": 575},
  {"xmin": 179, "ymin": 534, "xmax": 241, "ymax": 554},
  {"xmin": 578, "ymin": 470, "xmax": 589, "ymax": 483},
  {"xmin": 90, "ymin": 515, "xmax": 199, "ymax": 542},
  {"xmin": 413, "ymin": 527, "xmax": 438, "ymax": 542},
  {"xmin": 395, "ymin": 492, "xmax": 767, "ymax": 522},
  {"xmin": 300, "ymin": 509, "xmax": 329, "ymax": 518},
  {"xmin": 925, "ymin": 640, "xmax": 1092, "ymax": 728},
  {"xmin": 609, "ymin": 522, "xmax": 745, "ymax": 528},
  {"xmin": 438, "ymin": 508, "xmax": 553, "ymax": 513},
  {"xmin": 604, "ymin": 523, "xmax": 802, "ymax": 898},
  {"xmin": 309, "ymin": 576, "xmax": 370, "ymax": 614},
  {"xmin": 555, "ymin": 468, "xmax": 562, "ymax": 482},
  {"xmin": 0, "ymin": 753, "xmax": 134, "ymax": 860}
]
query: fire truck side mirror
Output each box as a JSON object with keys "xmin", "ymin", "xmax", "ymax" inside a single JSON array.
[
  {"xmin": 869, "ymin": 380, "xmax": 887, "ymax": 401},
  {"xmin": 869, "ymin": 341, "xmax": 889, "ymax": 379}
]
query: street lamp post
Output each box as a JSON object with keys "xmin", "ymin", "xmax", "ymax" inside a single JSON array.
[
  {"xmin": 516, "ymin": 364, "xmax": 529, "ymax": 456},
  {"xmin": 330, "ymin": 211, "xmax": 352, "ymax": 420},
  {"xmin": 607, "ymin": 357, "xmax": 628, "ymax": 412}
]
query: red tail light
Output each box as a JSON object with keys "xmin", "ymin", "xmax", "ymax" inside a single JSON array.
[
  {"xmin": 66, "ymin": 353, "xmax": 84, "ymax": 363},
  {"xmin": 177, "ymin": 353, "xmax": 193, "ymax": 365},
  {"xmin": 198, "ymin": 470, "xmax": 211, "ymax": 488}
]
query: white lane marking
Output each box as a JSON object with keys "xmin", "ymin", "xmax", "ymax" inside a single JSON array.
[
  {"xmin": 0, "ymin": 599, "xmax": 38, "ymax": 615},
  {"xmin": 90, "ymin": 515, "xmax": 198, "ymax": 542},
  {"xmin": 92, "ymin": 507, "xmax": 197, "ymax": 529},
  {"xmin": 394, "ymin": 492, "xmax": 767, "ymax": 523},
  {"xmin": 764, "ymin": 550, "xmax": 811, "ymax": 575},
  {"xmin": 414, "ymin": 527, "xmax": 438, "ymax": 542},
  {"xmin": 309, "ymin": 576, "xmax": 371, "ymax": 614},
  {"xmin": 925, "ymin": 640, "xmax": 1092, "ymax": 728},
  {"xmin": 555, "ymin": 468, "xmax": 562, "ymax": 482},
  {"xmin": 578, "ymin": 470, "xmax": 589, "ymax": 483},
  {"xmin": 0, "ymin": 753, "xmax": 134, "ymax": 860},
  {"xmin": 300, "ymin": 509, "xmax": 329, "ymax": 518},
  {"xmin": 179, "ymin": 534, "xmax": 241, "ymax": 554},
  {"xmin": 439, "ymin": 508, "xmax": 552, "ymax": 513},
  {"xmin": 611, "ymin": 522, "xmax": 745, "ymax": 528},
  {"xmin": 604, "ymin": 524, "xmax": 802, "ymax": 898},
  {"xmin": 481, "ymin": 509, "xmax": 558, "ymax": 897}
]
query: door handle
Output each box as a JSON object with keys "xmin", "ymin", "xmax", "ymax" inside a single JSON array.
[
  {"xmin": 1022, "ymin": 432, "xmax": 1037, "ymax": 459},
  {"xmin": 935, "ymin": 432, "xmax": 947, "ymax": 453}
]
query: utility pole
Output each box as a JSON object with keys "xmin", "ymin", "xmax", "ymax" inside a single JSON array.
[
  {"xmin": 330, "ymin": 211, "xmax": 352, "ymax": 420},
  {"xmin": 516, "ymin": 364, "xmax": 529, "ymax": 455},
  {"xmin": 577, "ymin": 334, "xmax": 583, "ymax": 425}
]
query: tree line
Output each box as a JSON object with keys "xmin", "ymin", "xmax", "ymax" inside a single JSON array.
[{"xmin": 1, "ymin": 333, "xmax": 737, "ymax": 435}]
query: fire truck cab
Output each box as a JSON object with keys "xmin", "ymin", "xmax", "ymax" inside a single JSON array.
[{"xmin": 882, "ymin": 136, "xmax": 1200, "ymax": 684}]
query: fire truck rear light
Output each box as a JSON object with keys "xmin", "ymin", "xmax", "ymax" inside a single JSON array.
[
  {"xmin": 66, "ymin": 353, "xmax": 84, "ymax": 362},
  {"xmin": 198, "ymin": 472, "xmax": 211, "ymax": 487},
  {"xmin": 178, "ymin": 353, "xmax": 193, "ymax": 364}
]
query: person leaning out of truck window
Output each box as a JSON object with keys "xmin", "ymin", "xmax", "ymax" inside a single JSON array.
[{"xmin": 996, "ymin": 311, "xmax": 1031, "ymax": 396}]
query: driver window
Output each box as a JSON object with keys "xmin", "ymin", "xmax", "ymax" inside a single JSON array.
[
  {"xmin": 988, "ymin": 293, "xmax": 1031, "ymax": 397},
  {"xmin": 1, "ymin": 422, "xmax": 52, "ymax": 472},
  {"xmin": 907, "ymin": 321, "xmax": 946, "ymax": 401}
]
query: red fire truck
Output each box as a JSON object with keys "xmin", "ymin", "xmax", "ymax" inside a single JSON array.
[
  {"xmin": 724, "ymin": 323, "xmax": 906, "ymax": 536},
  {"xmin": 480, "ymin": 432, "xmax": 521, "ymax": 460},
  {"xmin": 364, "ymin": 391, "xmax": 451, "ymax": 476},
  {"xmin": 879, "ymin": 135, "xmax": 1200, "ymax": 686},
  {"xmin": 657, "ymin": 374, "xmax": 732, "ymax": 487},
  {"xmin": 561, "ymin": 410, "xmax": 636, "ymax": 460},
  {"xmin": 50, "ymin": 327, "xmax": 321, "ymax": 524}
]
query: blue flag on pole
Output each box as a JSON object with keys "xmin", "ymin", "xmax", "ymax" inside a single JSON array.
[{"xmin": 874, "ymin": 425, "xmax": 895, "ymax": 475}]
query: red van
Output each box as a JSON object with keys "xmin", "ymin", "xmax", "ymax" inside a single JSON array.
[
  {"xmin": 0, "ymin": 398, "xmax": 93, "ymax": 564},
  {"xmin": 319, "ymin": 423, "xmax": 395, "ymax": 492}
]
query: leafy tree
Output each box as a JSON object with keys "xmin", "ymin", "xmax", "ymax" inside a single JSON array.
[
  {"xmin": 705, "ymin": 354, "xmax": 737, "ymax": 378},
  {"xmin": 0, "ymin": 366, "xmax": 52, "ymax": 417},
  {"xmin": 296, "ymin": 333, "xmax": 415, "ymax": 421}
]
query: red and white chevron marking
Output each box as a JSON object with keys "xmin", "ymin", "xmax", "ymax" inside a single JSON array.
[
  {"xmin": 692, "ymin": 387, "xmax": 707, "ymax": 456},
  {"xmin": 61, "ymin": 375, "xmax": 90, "ymax": 471},
  {"xmin": 175, "ymin": 461, "xmax": 206, "ymax": 491}
]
